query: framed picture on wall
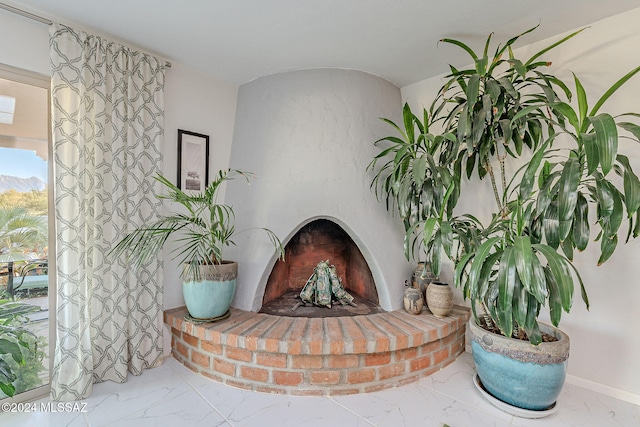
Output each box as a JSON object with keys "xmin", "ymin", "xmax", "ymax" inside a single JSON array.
[{"xmin": 177, "ymin": 129, "xmax": 210, "ymax": 192}]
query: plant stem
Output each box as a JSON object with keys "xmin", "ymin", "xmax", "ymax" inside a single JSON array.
[{"xmin": 485, "ymin": 161, "xmax": 504, "ymax": 215}]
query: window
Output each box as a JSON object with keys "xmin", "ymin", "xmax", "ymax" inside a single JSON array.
[{"xmin": 0, "ymin": 63, "xmax": 54, "ymax": 403}]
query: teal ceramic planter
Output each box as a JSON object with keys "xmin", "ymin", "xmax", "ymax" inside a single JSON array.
[
  {"xmin": 182, "ymin": 261, "xmax": 238, "ymax": 319},
  {"xmin": 469, "ymin": 319, "xmax": 569, "ymax": 412}
]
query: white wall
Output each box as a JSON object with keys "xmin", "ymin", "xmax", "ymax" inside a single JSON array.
[
  {"xmin": 224, "ymin": 69, "xmax": 411, "ymax": 312},
  {"xmin": 401, "ymin": 8, "xmax": 640, "ymax": 402},
  {"xmin": 0, "ymin": 10, "xmax": 50, "ymax": 75},
  {"xmin": 162, "ymin": 65, "xmax": 238, "ymax": 311}
]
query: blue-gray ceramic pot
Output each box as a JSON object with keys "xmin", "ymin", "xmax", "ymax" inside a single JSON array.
[
  {"xmin": 469, "ymin": 318, "xmax": 569, "ymax": 411},
  {"xmin": 182, "ymin": 261, "xmax": 237, "ymax": 319}
]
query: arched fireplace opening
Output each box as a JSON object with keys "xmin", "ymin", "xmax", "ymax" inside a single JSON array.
[{"xmin": 260, "ymin": 219, "xmax": 383, "ymax": 317}]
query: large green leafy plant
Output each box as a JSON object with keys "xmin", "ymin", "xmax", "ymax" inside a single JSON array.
[
  {"xmin": 111, "ymin": 169, "xmax": 283, "ymax": 280},
  {"xmin": 369, "ymin": 27, "xmax": 640, "ymax": 344}
]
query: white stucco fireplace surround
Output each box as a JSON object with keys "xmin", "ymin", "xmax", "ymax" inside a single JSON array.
[{"xmin": 224, "ymin": 68, "xmax": 410, "ymax": 311}]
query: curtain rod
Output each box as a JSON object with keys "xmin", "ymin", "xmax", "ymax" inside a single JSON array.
[
  {"xmin": 0, "ymin": 2, "xmax": 172, "ymax": 68},
  {"xmin": 1, "ymin": 2, "xmax": 52, "ymax": 25}
]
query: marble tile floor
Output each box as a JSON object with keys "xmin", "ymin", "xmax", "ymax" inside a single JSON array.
[{"xmin": 1, "ymin": 352, "xmax": 638, "ymax": 427}]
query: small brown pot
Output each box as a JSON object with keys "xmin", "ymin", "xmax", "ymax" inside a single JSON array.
[{"xmin": 426, "ymin": 281, "xmax": 453, "ymax": 317}]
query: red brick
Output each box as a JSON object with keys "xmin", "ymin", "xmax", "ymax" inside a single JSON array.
[
  {"xmin": 379, "ymin": 363, "xmax": 405, "ymax": 380},
  {"xmin": 433, "ymin": 347, "xmax": 450, "ymax": 365},
  {"xmin": 310, "ymin": 370, "xmax": 341, "ymax": 385},
  {"xmin": 263, "ymin": 317, "xmax": 294, "ymax": 352},
  {"xmin": 241, "ymin": 366, "xmax": 269, "ymax": 382},
  {"xmin": 201, "ymin": 341, "xmax": 223, "ymax": 355},
  {"xmin": 180, "ymin": 321, "xmax": 191, "ymax": 335},
  {"xmin": 256, "ymin": 352, "xmax": 287, "ymax": 368},
  {"xmin": 226, "ymin": 347, "xmax": 252, "ymax": 362},
  {"xmin": 341, "ymin": 318, "xmax": 368, "ymax": 353},
  {"xmin": 440, "ymin": 332, "xmax": 456, "ymax": 347},
  {"xmin": 290, "ymin": 389, "xmax": 325, "ymax": 396},
  {"xmin": 245, "ymin": 316, "xmax": 280, "ymax": 351},
  {"xmin": 354, "ymin": 317, "xmax": 389, "ymax": 352},
  {"xmin": 329, "ymin": 388, "xmax": 361, "ymax": 396},
  {"xmin": 273, "ymin": 371, "xmax": 304, "ymax": 386},
  {"xmin": 376, "ymin": 317, "xmax": 409, "ymax": 350},
  {"xmin": 396, "ymin": 347, "xmax": 418, "ymax": 361},
  {"xmin": 324, "ymin": 318, "xmax": 345, "ymax": 354},
  {"xmin": 183, "ymin": 333, "xmax": 199, "ymax": 348},
  {"xmin": 191, "ymin": 350, "xmax": 211, "ymax": 368},
  {"xmin": 307, "ymin": 318, "xmax": 324, "ymax": 354},
  {"xmin": 346, "ymin": 368, "xmax": 375, "ymax": 384},
  {"xmin": 171, "ymin": 327, "xmax": 182, "ymax": 340},
  {"xmin": 286, "ymin": 319, "xmax": 307, "ymax": 355},
  {"xmin": 326, "ymin": 355, "xmax": 359, "ymax": 369},
  {"xmin": 213, "ymin": 357, "xmax": 236, "ymax": 376},
  {"xmin": 175, "ymin": 340, "xmax": 189, "ymax": 359},
  {"xmin": 364, "ymin": 383, "xmax": 390, "ymax": 393},
  {"xmin": 225, "ymin": 379, "xmax": 254, "ymax": 391},
  {"xmin": 224, "ymin": 315, "xmax": 265, "ymax": 347},
  {"xmin": 364, "ymin": 352, "xmax": 391, "ymax": 366},
  {"xmin": 419, "ymin": 340, "xmax": 440, "ymax": 355},
  {"xmin": 410, "ymin": 355, "xmax": 433, "ymax": 372},
  {"xmin": 256, "ymin": 386, "xmax": 287, "ymax": 394},
  {"xmin": 183, "ymin": 360, "xmax": 198, "ymax": 373},
  {"xmin": 451, "ymin": 336, "xmax": 464, "ymax": 357},
  {"xmin": 201, "ymin": 371, "xmax": 223, "ymax": 383},
  {"xmin": 291, "ymin": 355, "xmax": 323, "ymax": 369},
  {"xmin": 205, "ymin": 328, "xmax": 222, "ymax": 344},
  {"xmin": 385, "ymin": 314, "xmax": 424, "ymax": 346}
]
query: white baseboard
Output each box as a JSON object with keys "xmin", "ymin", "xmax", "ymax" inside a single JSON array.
[{"xmin": 565, "ymin": 374, "xmax": 640, "ymax": 406}]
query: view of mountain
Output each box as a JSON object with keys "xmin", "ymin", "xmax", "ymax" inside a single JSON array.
[{"xmin": 0, "ymin": 175, "xmax": 47, "ymax": 192}]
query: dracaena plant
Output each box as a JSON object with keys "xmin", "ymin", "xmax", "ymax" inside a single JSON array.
[
  {"xmin": 110, "ymin": 169, "xmax": 284, "ymax": 281},
  {"xmin": 369, "ymin": 26, "xmax": 640, "ymax": 344}
]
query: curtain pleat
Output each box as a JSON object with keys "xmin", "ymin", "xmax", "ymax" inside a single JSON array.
[{"xmin": 49, "ymin": 23, "xmax": 165, "ymax": 400}]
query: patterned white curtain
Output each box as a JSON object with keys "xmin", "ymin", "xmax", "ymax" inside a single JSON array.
[{"xmin": 49, "ymin": 23, "xmax": 166, "ymax": 400}]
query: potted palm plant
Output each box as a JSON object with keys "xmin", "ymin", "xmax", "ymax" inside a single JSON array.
[
  {"xmin": 369, "ymin": 26, "xmax": 640, "ymax": 413},
  {"xmin": 111, "ymin": 169, "xmax": 284, "ymax": 320}
]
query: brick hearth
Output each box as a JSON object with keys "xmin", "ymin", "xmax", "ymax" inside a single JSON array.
[{"xmin": 164, "ymin": 306, "xmax": 470, "ymax": 395}]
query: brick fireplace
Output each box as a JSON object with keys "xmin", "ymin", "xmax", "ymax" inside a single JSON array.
[
  {"xmin": 164, "ymin": 68, "xmax": 470, "ymax": 395},
  {"xmin": 261, "ymin": 218, "xmax": 381, "ymax": 316},
  {"xmin": 165, "ymin": 306, "xmax": 469, "ymax": 395}
]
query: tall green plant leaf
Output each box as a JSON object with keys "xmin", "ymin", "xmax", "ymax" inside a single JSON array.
[
  {"xmin": 617, "ymin": 155, "xmax": 640, "ymax": 214},
  {"xmin": 573, "ymin": 192, "xmax": 590, "ymax": 251},
  {"xmin": 598, "ymin": 234, "xmax": 618, "ymax": 265},
  {"xmin": 533, "ymin": 244, "xmax": 574, "ymax": 312},
  {"xmin": 497, "ymin": 247, "xmax": 516, "ymax": 337},
  {"xmin": 573, "ymin": 73, "xmax": 588, "ymax": 130},
  {"xmin": 557, "ymin": 158, "xmax": 580, "ymax": 240},
  {"xmin": 466, "ymin": 237, "xmax": 502, "ymax": 293},
  {"xmin": 581, "ymin": 133, "xmax": 599, "ymax": 175},
  {"xmin": 589, "ymin": 113, "xmax": 618, "ymax": 176},
  {"xmin": 589, "ymin": 65, "xmax": 640, "ymax": 116},
  {"xmin": 524, "ymin": 28, "xmax": 585, "ymax": 66},
  {"xmin": 513, "ymin": 236, "xmax": 533, "ymax": 291}
]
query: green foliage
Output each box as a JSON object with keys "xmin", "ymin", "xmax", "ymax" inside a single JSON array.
[
  {"xmin": 0, "ymin": 295, "xmax": 41, "ymax": 397},
  {"xmin": 110, "ymin": 170, "xmax": 284, "ymax": 280},
  {"xmin": 369, "ymin": 26, "xmax": 640, "ymax": 344},
  {"xmin": 0, "ymin": 207, "xmax": 47, "ymax": 256}
]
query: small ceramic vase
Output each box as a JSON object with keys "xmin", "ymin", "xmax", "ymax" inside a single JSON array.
[
  {"xmin": 426, "ymin": 281, "xmax": 453, "ymax": 317},
  {"xmin": 403, "ymin": 286, "xmax": 424, "ymax": 315}
]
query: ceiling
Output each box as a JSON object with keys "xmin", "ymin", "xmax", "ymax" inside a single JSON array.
[{"xmin": 5, "ymin": 0, "xmax": 640, "ymax": 87}]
